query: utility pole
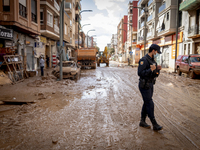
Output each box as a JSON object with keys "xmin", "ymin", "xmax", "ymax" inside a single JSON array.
[
  {"xmin": 174, "ymin": 0, "xmax": 179, "ymax": 72},
  {"xmin": 59, "ymin": 0, "xmax": 64, "ymax": 81}
]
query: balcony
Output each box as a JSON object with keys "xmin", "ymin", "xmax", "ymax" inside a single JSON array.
[
  {"xmin": 65, "ymin": 2, "xmax": 72, "ymax": 13},
  {"xmin": 54, "ymin": 0, "xmax": 60, "ymax": 12},
  {"xmin": 141, "ymin": 22, "xmax": 145, "ymax": 28},
  {"xmin": 148, "ymin": 0, "xmax": 153, "ymax": 6},
  {"xmin": 139, "ymin": 9, "xmax": 144, "ymax": 16},
  {"xmin": 188, "ymin": 25, "xmax": 200, "ymax": 38},
  {"xmin": 179, "ymin": 0, "xmax": 200, "ymax": 11},
  {"xmin": 54, "ymin": 24, "xmax": 59, "ymax": 34},
  {"xmin": 159, "ymin": 3, "xmax": 166, "ymax": 13},
  {"xmin": 147, "ymin": 14, "xmax": 152, "ymax": 22},
  {"xmin": 147, "ymin": 32, "xmax": 152, "ymax": 38}
]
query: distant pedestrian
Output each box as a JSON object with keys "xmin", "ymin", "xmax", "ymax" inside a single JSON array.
[
  {"xmin": 40, "ymin": 56, "xmax": 45, "ymax": 76},
  {"xmin": 128, "ymin": 57, "xmax": 130, "ymax": 66},
  {"xmin": 46, "ymin": 55, "xmax": 49, "ymax": 68},
  {"xmin": 138, "ymin": 44, "xmax": 163, "ymax": 131}
]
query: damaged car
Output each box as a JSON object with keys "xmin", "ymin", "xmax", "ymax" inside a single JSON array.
[{"xmin": 52, "ymin": 61, "xmax": 81, "ymax": 80}]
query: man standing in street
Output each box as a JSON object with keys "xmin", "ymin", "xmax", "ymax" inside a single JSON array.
[
  {"xmin": 138, "ymin": 44, "xmax": 163, "ymax": 131},
  {"xmin": 40, "ymin": 56, "xmax": 45, "ymax": 76}
]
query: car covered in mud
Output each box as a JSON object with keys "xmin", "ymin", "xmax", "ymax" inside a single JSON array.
[
  {"xmin": 52, "ymin": 61, "xmax": 81, "ymax": 79},
  {"xmin": 176, "ymin": 54, "xmax": 200, "ymax": 79}
]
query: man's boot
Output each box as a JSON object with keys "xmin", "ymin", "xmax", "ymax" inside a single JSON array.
[
  {"xmin": 151, "ymin": 118, "xmax": 163, "ymax": 131},
  {"xmin": 139, "ymin": 118, "xmax": 151, "ymax": 129}
]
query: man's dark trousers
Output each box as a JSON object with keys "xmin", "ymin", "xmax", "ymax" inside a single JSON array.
[
  {"xmin": 41, "ymin": 66, "xmax": 44, "ymax": 76},
  {"xmin": 139, "ymin": 82, "xmax": 155, "ymax": 120}
]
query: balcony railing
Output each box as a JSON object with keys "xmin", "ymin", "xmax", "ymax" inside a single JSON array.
[
  {"xmin": 148, "ymin": 0, "xmax": 153, "ymax": 6},
  {"xmin": 147, "ymin": 32, "xmax": 152, "ymax": 38},
  {"xmin": 147, "ymin": 14, "xmax": 153, "ymax": 22},
  {"xmin": 188, "ymin": 25, "xmax": 200, "ymax": 37},
  {"xmin": 138, "ymin": 36, "xmax": 144, "ymax": 41},
  {"xmin": 141, "ymin": 22, "xmax": 144, "ymax": 28},
  {"xmin": 140, "ymin": 9, "xmax": 144, "ymax": 16},
  {"xmin": 54, "ymin": 0, "xmax": 60, "ymax": 12},
  {"xmin": 54, "ymin": 24, "xmax": 59, "ymax": 34},
  {"xmin": 159, "ymin": 3, "xmax": 166, "ymax": 13}
]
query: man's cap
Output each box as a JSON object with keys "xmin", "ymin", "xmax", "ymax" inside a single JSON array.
[{"xmin": 150, "ymin": 44, "xmax": 161, "ymax": 54}]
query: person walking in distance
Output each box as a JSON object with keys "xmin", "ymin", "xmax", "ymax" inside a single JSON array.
[
  {"xmin": 40, "ymin": 56, "xmax": 45, "ymax": 76},
  {"xmin": 138, "ymin": 44, "xmax": 163, "ymax": 131}
]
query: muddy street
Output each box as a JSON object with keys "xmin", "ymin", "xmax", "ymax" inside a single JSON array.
[{"xmin": 0, "ymin": 61, "xmax": 200, "ymax": 150}]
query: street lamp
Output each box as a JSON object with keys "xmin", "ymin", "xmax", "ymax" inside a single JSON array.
[
  {"xmin": 87, "ymin": 29, "xmax": 95, "ymax": 48},
  {"xmin": 133, "ymin": 6, "xmax": 148, "ymax": 56},
  {"xmin": 80, "ymin": 24, "xmax": 91, "ymax": 48},
  {"xmin": 78, "ymin": 10, "xmax": 93, "ymax": 48}
]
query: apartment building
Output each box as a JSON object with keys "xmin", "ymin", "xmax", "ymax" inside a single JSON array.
[
  {"xmin": 110, "ymin": 34, "xmax": 117, "ymax": 54},
  {"xmin": 117, "ymin": 16, "xmax": 127, "ymax": 54},
  {"xmin": 75, "ymin": 0, "xmax": 81, "ymax": 48},
  {"xmin": 127, "ymin": 1, "xmax": 138, "ymax": 64},
  {"xmin": 137, "ymin": 0, "xmax": 183, "ymax": 69},
  {"xmin": 80, "ymin": 31, "xmax": 85, "ymax": 48},
  {"xmin": 0, "ymin": 0, "xmax": 40, "ymax": 71},
  {"xmin": 179, "ymin": 0, "xmax": 200, "ymax": 55}
]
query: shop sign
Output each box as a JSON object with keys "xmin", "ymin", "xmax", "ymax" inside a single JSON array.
[
  {"xmin": 160, "ymin": 37, "xmax": 165, "ymax": 46},
  {"xmin": 57, "ymin": 41, "xmax": 65, "ymax": 46},
  {"xmin": 171, "ymin": 44, "xmax": 179, "ymax": 59},
  {"xmin": 165, "ymin": 35, "xmax": 173, "ymax": 45},
  {"xmin": 173, "ymin": 32, "xmax": 183, "ymax": 44},
  {"xmin": 40, "ymin": 36, "xmax": 47, "ymax": 44},
  {"xmin": 153, "ymin": 39, "xmax": 161, "ymax": 46},
  {"xmin": 5, "ymin": 41, "xmax": 13, "ymax": 47},
  {"xmin": 136, "ymin": 44, "xmax": 141, "ymax": 51},
  {"xmin": 26, "ymin": 41, "xmax": 30, "ymax": 45},
  {"xmin": 0, "ymin": 28, "xmax": 13, "ymax": 39},
  {"xmin": 51, "ymin": 40, "xmax": 56, "ymax": 46}
]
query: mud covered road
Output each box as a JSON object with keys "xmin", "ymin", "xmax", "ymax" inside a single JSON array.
[{"xmin": 0, "ymin": 61, "xmax": 200, "ymax": 150}]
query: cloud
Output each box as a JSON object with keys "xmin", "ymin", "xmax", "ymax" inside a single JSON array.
[{"xmin": 81, "ymin": 0, "xmax": 130, "ymax": 51}]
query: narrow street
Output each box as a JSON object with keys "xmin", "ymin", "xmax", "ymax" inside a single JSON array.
[{"xmin": 0, "ymin": 61, "xmax": 200, "ymax": 150}]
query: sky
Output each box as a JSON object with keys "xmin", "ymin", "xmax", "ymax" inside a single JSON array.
[{"xmin": 81, "ymin": 0, "xmax": 135, "ymax": 51}]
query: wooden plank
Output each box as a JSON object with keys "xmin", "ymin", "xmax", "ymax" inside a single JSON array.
[{"xmin": 2, "ymin": 99, "xmax": 36, "ymax": 103}]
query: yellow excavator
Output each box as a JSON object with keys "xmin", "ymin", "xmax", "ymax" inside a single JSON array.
[{"xmin": 97, "ymin": 46, "xmax": 109, "ymax": 67}]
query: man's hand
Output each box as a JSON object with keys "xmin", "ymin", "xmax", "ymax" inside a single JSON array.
[
  {"xmin": 157, "ymin": 65, "xmax": 162, "ymax": 70},
  {"xmin": 150, "ymin": 65, "xmax": 156, "ymax": 71}
]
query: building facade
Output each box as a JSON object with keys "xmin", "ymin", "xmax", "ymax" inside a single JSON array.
[
  {"xmin": 127, "ymin": 1, "xmax": 138, "ymax": 64},
  {"xmin": 117, "ymin": 15, "xmax": 127, "ymax": 54},
  {"xmin": 179, "ymin": 0, "xmax": 200, "ymax": 55},
  {"xmin": 137, "ymin": 0, "xmax": 183, "ymax": 69},
  {"xmin": 0, "ymin": 0, "xmax": 40, "ymax": 71}
]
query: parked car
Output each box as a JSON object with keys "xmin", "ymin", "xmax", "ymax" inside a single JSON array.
[
  {"xmin": 175, "ymin": 54, "xmax": 200, "ymax": 79},
  {"xmin": 52, "ymin": 61, "xmax": 81, "ymax": 80}
]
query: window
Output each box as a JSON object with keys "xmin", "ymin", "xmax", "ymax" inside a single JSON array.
[
  {"xmin": 19, "ymin": 0, "xmax": 27, "ymax": 18},
  {"xmin": 184, "ymin": 44, "xmax": 186, "ymax": 55},
  {"xmin": 167, "ymin": 12, "xmax": 169, "ymax": 20},
  {"xmin": 130, "ymin": 9, "xmax": 132, "ymax": 14},
  {"xmin": 40, "ymin": 10, "xmax": 44, "ymax": 24},
  {"xmin": 31, "ymin": 0, "xmax": 37, "ymax": 23},
  {"xmin": 3, "ymin": 0, "xmax": 10, "ymax": 12},
  {"xmin": 65, "ymin": 24, "xmax": 67, "ymax": 35},
  {"xmin": 153, "ymin": 5, "xmax": 155, "ymax": 11},
  {"xmin": 47, "ymin": 11, "xmax": 53, "ymax": 27}
]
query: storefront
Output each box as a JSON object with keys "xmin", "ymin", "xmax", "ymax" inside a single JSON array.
[{"xmin": 0, "ymin": 27, "xmax": 13, "ymax": 49}]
